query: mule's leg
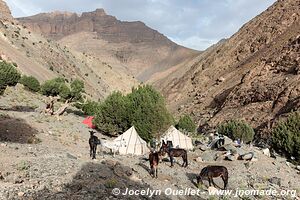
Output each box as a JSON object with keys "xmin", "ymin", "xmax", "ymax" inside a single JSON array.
[
  {"xmin": 221, "ymin": 175, "xmax": 228, "ymax": 190},
  {"xmin": 170, "ymin": 156, "xmax": 174, "ymax": 167},
  {"xmin": 89, "ymin": 143, "xmax": 93, "ymax": 158},
  {"xmin": 222, "ymin": 170, "xmax": 229, "ymax": 189},
  {"xmin": 208, "ymin": 176, "xmax": 212, "ymax": 187},
  {"xmin": 182, "ymin": 153, "xmax": 188, "ymax": 167},
  {"xmin": 92, "ymin": 144, "xmax": 97, "ymax": 159},
  {"xmin": 156, "ymin": 167, "xmax": 158, "ymax": 178}
]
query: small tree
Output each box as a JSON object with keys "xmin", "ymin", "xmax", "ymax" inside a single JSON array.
[
  {"xmin": 0, "ymin": 61, "xmax": 21, "ymax": 94},
  {"xmin": 176, "ymin": 115, "xmax": 196, "ymax": 133},
  {"xmin": 217, "ymin": 120, "xmax": 255, "ymax": 143},
  {"xmin": 94, "ymin": 91, "xmax": 129, "ymax": 135},
  {"xmin": 81, "ymin": 100, "xmax": 100, "ymax": 116},
  {"xmin": 20, "ymin": 75, "xmax": 40, "ymax": 92},
  {"xmin": 272, "ymin": 111, "xmax": 300, "ymax": 161},
  {"xmin": 41, "ymin": 78, "xmax": 68, "ymax": 98},
  {"xmin": 94, "ymin": 85, "xmax": 174, "ymax": 141},
  {"xmin": 70, "ymin": 79, "xmax": 84, "ymax": 101}
]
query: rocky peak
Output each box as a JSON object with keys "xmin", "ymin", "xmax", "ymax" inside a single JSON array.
[{"xmin": 0, "ymin": 0, "xmax": 13, "ymax": 21}]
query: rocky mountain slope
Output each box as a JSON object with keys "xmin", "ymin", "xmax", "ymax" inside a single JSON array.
[
  {"xmin": 0, "ymin": 0, "xmax": 12, "ymax": 21},
  {"xmin": 0, "ymin": 1, "xmax": 138, "ymax": 100},
  {"xmin": 18, "ymin": 9, "xmax": 199, "ymax": 82},
  {"xmin": 160, "ymin": 0, "xmax": 300, "ymax": 136}
]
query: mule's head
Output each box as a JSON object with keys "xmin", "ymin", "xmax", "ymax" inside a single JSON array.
[
  {"xmin": 89, "ymin": 130, "xmax": 96, "ymax": 136},
  {"xmin": 196, "ymin": 175, "xmax": 203, "ymax": 185},
  {"xmin": 159, "ymin": 140, "xmax": 169, "ymax": 154}
]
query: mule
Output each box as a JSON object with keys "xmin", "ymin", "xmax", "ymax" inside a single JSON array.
[
  {"xmin": 89, "ymin": 130, "xmax": 100, "ymax": 159},
  {"xmin": 160, "ymin": 140, "xmax": 188, "ymax": 167},
  {"xmin": 149, "ymin": 151, "xmax": 161, "ymax": 178},
  {"xmin": 196, "ymin": 165, "xmax": 228, "ymax": 189}
]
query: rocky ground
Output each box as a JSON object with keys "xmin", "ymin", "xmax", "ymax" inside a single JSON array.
[{"xmin": 0, "ymin": 86, "xmax": 299, "ymax": 200}]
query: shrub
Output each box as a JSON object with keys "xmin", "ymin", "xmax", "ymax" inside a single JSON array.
[
  {"xmin": 94, "ymin": 85, "xmax": 174, "ymax": 142},
  {"xmin": 41, "ymin": 77, "xmax": 69, "ymax": 98},
  {"xmin": 94, "ymin": 91, "xmax": 129, "ymax": 135},
  {"xmin": 126, "ymin": 85, "xmax": 174, "ymax": 142},
  {"xmin": 20, "ymin": 75, "xmax": 40, "ymax": 92},
  {"xmin": 217, "ymin": 120, "xmax": 255, "ymax": 143},
  {"xmin": 0, "ymin": 61, "xmax": 21, "ymax": 86},
  {"xmin": 81, "ymin": 100, "xmax": 100, "ymax": 116},
  {"xmin": 70, "ymin": 79, "xmax": 84, "ymax": 101},
  {"xmin": 272, "ymin": 111, "xmax": 300, "ymax": 161},
  {"xmin": 176, "ymin": 115, "xmax": 196, "ymax": 133}
]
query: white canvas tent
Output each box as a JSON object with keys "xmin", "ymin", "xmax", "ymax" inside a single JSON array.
[
  {"xmin": 160, "ymin": 126, "xmax": 194, "ymax": 150},
  {"xmin": 114, "ymin": 126, "xmax": 150, "ymax": 155}
]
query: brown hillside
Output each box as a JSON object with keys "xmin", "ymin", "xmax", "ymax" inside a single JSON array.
[
  {"xmin": 0, "ymin": 0, "xmax": 13, "ymax": 21},
  {"xmin": 0, "ymin": 4, "xmax": 138, "ymax": 100},
  {"xmin": 160, "ymin": 0, "xmax": 300, "ymax": 135},
  {"xmin": 17, "ymin": 9, "xmax": 199, "ymax": 82}
]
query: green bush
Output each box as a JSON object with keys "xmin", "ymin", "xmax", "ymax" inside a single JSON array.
[
  {"xmin": 70, "ymin": 79, "xmax": 84, "ymax": 101},
  {"xmin": 81, "ymin": 100, "xmax": 100, "ymax": 116},
  {"xmin": 94, "ymin": 91, "xmax": 130, "ymax": 135},
  {"xmin": 217, "ymin": 120, "xmax": 255, "ymax": 143},
  {"xmin": 20, "ymin": 75, "xmax": 40, "ymax": 92},
  {"xmin": 0, "ymin": 61, "xmax": 21, "ymax": 94},
  {"xmin": 176, "ymin": 115, "xmax": 196, "ymax": 133},
  {"xmin": 41, "ymin": 77, "xmax": 69, "ymax": 99},
  {"xmin": 272, "ymin": 111, "xmax": 300, "ymax": 161},
  {"xmin": 94, "ymin": 85, "xmax": 174, "ymax": 142}
]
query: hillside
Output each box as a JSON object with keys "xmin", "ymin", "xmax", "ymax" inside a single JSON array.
[
  {"xmin": 0, "ymin": 1, "xmax": 138, "ymax": 100},
  {"xmin": 17, "ymin": 9, "xmax": 199, "ymax": 82},
  {"xmin": 159, "ymin": 0, "xmax": 300, "ymax": 136}
]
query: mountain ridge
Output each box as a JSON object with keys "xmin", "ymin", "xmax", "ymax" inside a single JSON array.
[{"xmin": 17, "ymin": 8, "xmax": 199, "ymax": 82}]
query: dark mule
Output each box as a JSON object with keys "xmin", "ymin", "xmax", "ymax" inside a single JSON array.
[
  {"xmin": 160, "ymin": 140, "xmax": 188, "ymax": 167},
  {"xmin": 197, "ymin": 165, "xmax": 228, "ymax": 189},
  {"xmin": 149, "ymin": 151, "xmax": 163, "ymax": 178},
  {"xmin": 89, "ymin": 130, "xmax": 100, "ymax": 159}
]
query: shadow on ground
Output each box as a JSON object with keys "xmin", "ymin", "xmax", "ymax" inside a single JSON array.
[
  {"xmin": 0, "ymin": 115, "xmax": 40, "ymax": 143},
  {"xmin": 28, "ymin": 161, "xmax": 172, "ymax": 200},
  {"xmin": 0, "ymin": 105, "xmax": 36, "ymax": 112}
]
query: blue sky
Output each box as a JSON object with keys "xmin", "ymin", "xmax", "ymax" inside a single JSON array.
[{"xmin": 5, "ymin": 0, "xmax": 276, "ymax": 50}]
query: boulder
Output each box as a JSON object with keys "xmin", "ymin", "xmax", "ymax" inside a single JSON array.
[
  {"xmin": 239, "ymin": 152, "xmax": 254, "ymax": 160},
  {"xmin": 262, "ymin": 148, "xmax": 271, "ymax": 157},
  {"xmin": 226, "ymin": 154, "xmax": 237, "ymax": 161},
  {"xmin": 296, "ymin": 166, "xmax": 300, "ymax": 171},
  {"xmin": 222, "ymin": 144, "xmax": 238, "ymax": 154}
]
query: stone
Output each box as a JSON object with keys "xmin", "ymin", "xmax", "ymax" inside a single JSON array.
[
  {"xmin": 240, "ymin": 152, "xmax": 254, "ymax": 160},
  {"xmin": 195, "ymin": 157, "xmax": 203, "ymax": 162},
  {"xmin": 226, "ymin": 154, "xmax": 237, "ymax": 161},
  {"xmin": 262, "ymin": 148, "xmax": 271, "ymax": 157},
  {"xmin": 296, "ymin": 166, "xmax": 300, "ymax": 171},
  {"xmin": 268, "ymin": 177, "xmax": 281, "ymax": 186},
  {"xmin": 199, "ymin": 145, "xmax": 208, "ymax": 151},
  {"xmin": 17, "ymin": 192, "xmax": 25, "ymax": 197}
]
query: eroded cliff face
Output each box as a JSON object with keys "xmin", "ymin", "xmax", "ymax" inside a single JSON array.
[
  {"xmin": 0, "ymin": 0, "xmax": 13, "ymax": 21},
  {"xmin": 18, "ymin": 9, "xmax": 199, "ymax": 82},
  {"xmin": 160, "ymin": 0, "xmax": 300, "ymax": 136}
]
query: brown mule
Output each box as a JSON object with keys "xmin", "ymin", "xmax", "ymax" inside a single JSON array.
[
  {"xmin": 160, "ymin": 140, "xmax": 188, "ymax": 167},
  {"xmin": 197, "ymin": 165, "xmax": 228, "ymax": 189}
]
